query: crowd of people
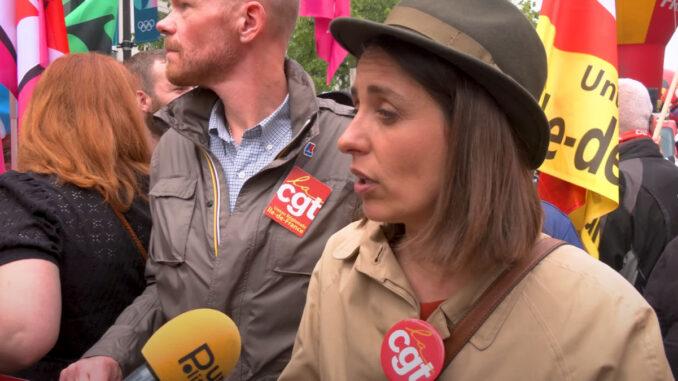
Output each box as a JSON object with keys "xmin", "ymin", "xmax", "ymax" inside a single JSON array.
[{"xmin": 0, "ymin": 0, "xmax": 676, "ymax": 380}]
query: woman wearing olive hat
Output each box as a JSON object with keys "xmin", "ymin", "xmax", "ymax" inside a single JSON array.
[{"xmin": 280, "ymin": 0, "xmax": 672, "ymax": 380}]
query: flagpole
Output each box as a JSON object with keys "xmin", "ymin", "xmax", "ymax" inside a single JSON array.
[
  {"xmin": 653, "ymin": 66, "xmax": 678, "ymax": 142},
  {"xmin": 121, "ymin": 0, "xmax": 133, "ymax": 60},
  {"xmin": 654, "ymin": 0, "xmax": 678, "ymax": 142},
  {"xmin": 9, "ymin": 92, "xmax": 17, "ymax": 170}
]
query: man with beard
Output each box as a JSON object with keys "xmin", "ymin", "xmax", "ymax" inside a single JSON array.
[
  {"xmin": 59, "ymin": 1, "xmax": 357, "ymax": 380},
  {"xmin": 125, "ymin": 49, "xmax": 191, "ymax": 151}
]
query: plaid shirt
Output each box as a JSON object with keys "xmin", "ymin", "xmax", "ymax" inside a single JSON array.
[{"xmin": 208, "ymin": 96, "xmax": 292, "ymax": 212}]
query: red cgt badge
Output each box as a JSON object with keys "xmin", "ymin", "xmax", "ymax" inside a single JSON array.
[
  {"xmin": 265, "ymin": 166, "xmax": 332, "ymax": 237},
  {"xmin": 381, "ymin": 319, "xmax": 445, "ymax": 381}
]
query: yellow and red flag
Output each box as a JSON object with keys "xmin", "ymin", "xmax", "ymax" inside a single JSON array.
[
  {"xmin": 617, "ymin": 0, "xmax": 677, "ymax": 90},
  {"xmin": 537, "ymin": 0, "xmax": 620, "ymax": 258}
]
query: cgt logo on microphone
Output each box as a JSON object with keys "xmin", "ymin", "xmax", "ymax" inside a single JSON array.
[
  {"xmin": 178, "ymin": 343, "xmax": 223, "ymax": 381},
  {"xmin": 264, "ymin": 166, "xmax": 332, "ymax": 237}
]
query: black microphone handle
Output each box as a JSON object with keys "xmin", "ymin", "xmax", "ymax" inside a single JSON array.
[{"xmin": 124, "ymin": 364, "xmax": 157, "ymax": 381}]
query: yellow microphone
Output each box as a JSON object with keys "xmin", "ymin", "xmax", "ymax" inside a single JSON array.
[{"xmin": 125, "ymin": 309, "xmax": 241, "ymax": 381}]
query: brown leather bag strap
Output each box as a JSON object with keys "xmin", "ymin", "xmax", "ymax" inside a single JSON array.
[
  {"xmin": 442, "ymin": 237, "xmax": 566, "ymax": 369},
  {"xmin": 112, "ymin": 207, "xmax": 148, "ymax": 262}
]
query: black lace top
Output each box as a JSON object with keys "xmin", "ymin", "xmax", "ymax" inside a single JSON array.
[{"xmin": 0, "ymin": 171, "xmax": 151, "ymax": 380}]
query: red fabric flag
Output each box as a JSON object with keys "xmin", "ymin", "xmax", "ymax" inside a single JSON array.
[
  {"xmin": 16, "ymin": 0, "xmax": 69, "ymax": 119},
  {"xmin": 0, "ymin": 1, "xmax": 17, "ymax": 97},
  {"xmin": 0, "ymin": 0, "xmax": 68, "ymax": 173},
  {"xmin": 617, "ymin": 0, "xmax": 678, "ymax": 89},
  {"xmin": 300, "ymin": 0, "xmax": 350, "ymax": 85},
  {"xmin": 0, "ymin": 1, "xmax": 15, "ymax": 174}
]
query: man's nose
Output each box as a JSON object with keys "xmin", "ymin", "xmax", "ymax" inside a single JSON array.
[{"xmin": 156, "ymin": 13, "xmax": 173, "ymax": 35}]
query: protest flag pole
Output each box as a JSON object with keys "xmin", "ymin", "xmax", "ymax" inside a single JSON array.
[
  {"xmin": 653, "ymin": 65, "xmax": 678, "ymax": 142},
  {"xmin": 9, "ymin": 92, "xmax": 17, "ymax": 170},
  {"xmin": 121, "ymin": 0, "xmax": 133, "ymax": 61},
  {"xmin": 653, "ymin": 0, "xmax": 677, "ymax": 143}
]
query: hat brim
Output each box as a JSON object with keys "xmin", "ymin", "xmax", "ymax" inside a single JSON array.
[{"xmin": 330, "ymin": 17, "xmax": 549, "ymax": 169}]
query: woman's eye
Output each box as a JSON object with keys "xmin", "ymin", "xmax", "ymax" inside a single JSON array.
[{"xmin": 377, "ymin": 108, "xmax": 398, "ymax": 124}]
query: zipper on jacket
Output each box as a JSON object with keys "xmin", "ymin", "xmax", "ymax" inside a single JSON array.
[{"xmin": 201, "ymin": 149, "xmax": 221, "ymax": 257}]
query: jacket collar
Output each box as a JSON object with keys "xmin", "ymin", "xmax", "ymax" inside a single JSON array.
[
  {"xmin": 619, "ymin": 137, "xmax": 663, "ymax": 161},
  {"xmin": 334, "ymin": 221, "xmax": 513, "ymax": 349},
  {"xmin": 332, "ymin": 221, "xmax": 414, "ymax": 304},
  {"xmin": 154, "ymin": 59, "xmax": 320, "ymax": 150},
  {"xmin": 619, "ymin": 129, "xmax": 651, "ymax": 143}
]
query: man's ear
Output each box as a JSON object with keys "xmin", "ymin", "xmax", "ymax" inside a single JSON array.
[
  {"xmin": 238, "ymin": 1, "xmax": 266, "ymax": 43},
  {"xmin": 137, "ymin": 90, "xmax": 152, "ymax": 113}
]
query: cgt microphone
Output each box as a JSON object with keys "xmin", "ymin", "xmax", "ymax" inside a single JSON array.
[{"xmin": 125, "ymin": 309, "xmax": 241, "ymax": 381}]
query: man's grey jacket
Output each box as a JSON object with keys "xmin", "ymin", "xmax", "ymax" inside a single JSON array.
[{"xmin": 84, "ymin": 60, "xmax": 358, "ymax": 380}]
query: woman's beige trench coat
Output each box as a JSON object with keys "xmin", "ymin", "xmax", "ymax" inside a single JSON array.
[{"xmin": 280, "ymin": 221, "xmax": 673, "ymax": 381}]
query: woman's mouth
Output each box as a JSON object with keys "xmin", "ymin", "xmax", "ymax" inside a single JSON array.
[{"xmin": 352, "ymin": 170, "xmax": 377, "ymax": 195}]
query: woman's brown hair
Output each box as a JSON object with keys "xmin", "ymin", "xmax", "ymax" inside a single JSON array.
[
  {"xmin": 19, "ymin": 52, "xmax": 150, "ymax": 211},
  {"xmin": 365, "ymin": 36, "xmax": 543, "ymax": 273}
]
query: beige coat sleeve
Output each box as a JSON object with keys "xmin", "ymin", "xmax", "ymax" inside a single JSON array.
[
  {"xmin": 278, "ymin": 258, "xmax": 323, "ymax": 380},
  {"xmin": 610, "ymin": 303, "xmax": 674, "ymax": 381}
]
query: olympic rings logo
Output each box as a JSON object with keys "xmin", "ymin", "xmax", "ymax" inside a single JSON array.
[{"xmin": 137, "ymin": 19, "xmax": 156, "ymax": 33}]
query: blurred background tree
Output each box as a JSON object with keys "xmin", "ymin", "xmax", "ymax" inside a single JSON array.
[{"xmin": 516, "ymin": 0, "xmax": 539, "ymax": 26}]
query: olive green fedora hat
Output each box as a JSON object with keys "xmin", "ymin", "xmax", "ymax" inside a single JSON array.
[{"xmin": 330, "ymin": 0, "xmax": 549, "ymax": 169}]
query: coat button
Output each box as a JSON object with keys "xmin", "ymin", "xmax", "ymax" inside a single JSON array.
[{"xmin": 206, "ymin": 200, "xmax": 214, "ymax": 208}]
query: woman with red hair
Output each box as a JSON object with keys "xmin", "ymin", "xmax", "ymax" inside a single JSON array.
[{"xmin": 0, "ymin": 53, "xmax": 152, "ymax": 379}]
